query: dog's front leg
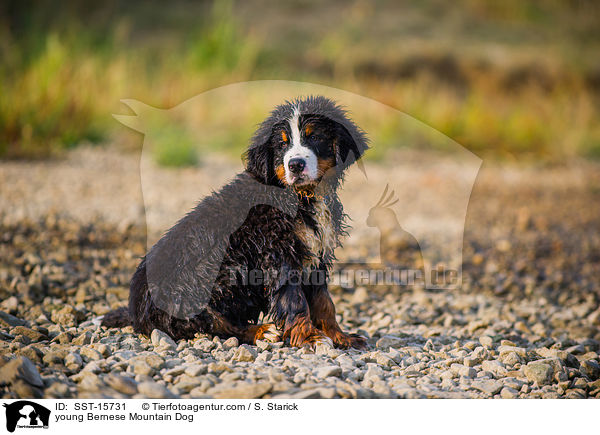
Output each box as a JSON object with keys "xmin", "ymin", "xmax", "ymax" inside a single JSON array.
[
  {"xmin": 270, "ymin": 277, "xmax": 333, "ymax": 348},
  {"xmin": 304, "ymin": 267, "xmax": 368, "ymax": 350}
]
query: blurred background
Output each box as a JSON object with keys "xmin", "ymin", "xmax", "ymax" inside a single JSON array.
[{"xmin": 1, "ymin": 0, "xmax": 600, "ymax": 164}]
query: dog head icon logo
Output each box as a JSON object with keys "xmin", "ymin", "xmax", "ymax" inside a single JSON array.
[{"xmin": 3, "ymin": 401, "xmax": 50, "ymax": 432}]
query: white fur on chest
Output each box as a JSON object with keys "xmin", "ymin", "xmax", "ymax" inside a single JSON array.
[{"xmin": 295, "ymin": 199, "xmax": 337, "ymax": 268}]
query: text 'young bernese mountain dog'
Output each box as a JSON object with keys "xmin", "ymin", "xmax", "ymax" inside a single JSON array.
[{"xmin": 102, "ymin": 96, "xmax": 369, "ymax": 349}]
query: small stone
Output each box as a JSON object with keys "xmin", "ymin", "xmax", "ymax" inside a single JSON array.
[
  {"xmin": 314, "ymin": 365, "xmax": 342, "ymax": 379},
  {"xmin": 459, "ymin": 366, "xmax": 477, "ymax": 379},
  {"xmin": 441, "ymin": 370, "xmax": 455, "ymax": 380},
  {"xmin": 292, "ymin": 389, "xmax": 321, "ymax": 399},
  {"xmin": 500, "ymin": 351, "xmax": 522, "ymax": 366},
  {"xmin": 498, "ymin": 345, "xmax": 527, "ymax": 358},
  {"xmin": 1, "ymin": 296, "xmax": 18, "ymax": 313},
  {"xmin": 482, "ymin": 360, "xmax": 507, "ymax": 376},
  {"xmin": 73, "ymin": 331, "xmax": 93, "ymax": 345},
  {"xmin": 375, "ymin": 353, "xmax": 396, "ymax": 368},
  {"xmin": 463, "ymin": 357, "xmax": 478, "ymax": 367},
  {"xmin": 52, "ymin": 332, "xmax": 72, "ymax": 344},
  {"xmin": 364, "ymin": 363, "xmax": 384, "ymax": 381},
  {"xmin": 45, "ymin": 381, "xmax": 70, "ymax": 398},
  {"xmin": 222, "ymin": 337, "xmax": 239, "ymax": 349},
  {"xmin": 51, "ymin": 306, "xmax": 84, "ymax": 326},
  {"xmin": 472, "ymin": 379, "xmax": 503, "ymax": 395},
  {"xmin": 138, "ymin": 381, "xmax": 177, "ymax": 398},
  {"xmin": 565, "ymin": 344, "xmax": 586, "ymax": 355},
  {"xmin": 151, "ymin": 329, "xmax": 177, "ymax": 351},
  {"xmin": 16, "ymin": 345, "xmax": 43, "ymax": 364},
  {"xmin": 500, "ymin": 387, "xmax": 519, "ymax": 399},
  {"xmin": 64, "ymin": 352, "xmax": 83, "ymax": 370},
  {"xmin": 80, "ymin": 347, "xmax": 102, "ymax": 361},
  {"xmin": 93, "ymin": 343, "xmax": 111, "ymax": 357},
  {"xmin": 0, "ymin": 311, "xmax": 28, "ymax": 328},
  {"xmin": 0, "ymin": 356, "xmax": 44, "ymax": 388},
  {"xmin": 256, "ymin": 340, "xmax": 271, "ymax": 351},
  {"xmin": 472, "ymin": 346, "xmax": 490, "ymax": 361},
  {"xmin": 184, "ymin": 364, "xmax": 206, "ymax": 377},
  {"xmin": 105, "ymin": 374, "xmax": 138, "ymax": 396},
  {"xmin": 10, "ymin": 326, "xmax": 46, "ymax": 342},
  {"xmin": 78, "ymin": 373, "xmax": 105, "ymax": 391},
  {"xmin": 524, "ymin": 362, "xmax": 553, "ymax": 385},
  {"xmin": 479, "ymin": 336, "xmax": 493, "ymax": 348},
  {"xmin": 131, "ymin": 360, "xmax": 154, "ymax": 376},
  {"xmin": 376, "ymin": 335, "xmax": 404, "ymax": 350},
  {"xmin": 317, "ymin": 387, "xmax": 337, "ymax": 399},
  {"xmin": 502, "ymin": 377, "xmax": 525, "ymax": 390},
  {"xmin": 212, "ymin": 382, "xmax": 272, "ymax": 399},
  {"xmin": 231, "ymin": 345, "xmax": 257, "ymax": 362},
  {"xmin": 144, "ymin": 354, "xmax": 165, "ymax": 371},
  {"xmin": 580, "ymin": 360, "xmax": 600, "ymax": 380}
]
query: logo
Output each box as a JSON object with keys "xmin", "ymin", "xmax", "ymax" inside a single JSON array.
[{"xmin": 3, "ymin": 401, "xmax": 50, "ymax": 433}]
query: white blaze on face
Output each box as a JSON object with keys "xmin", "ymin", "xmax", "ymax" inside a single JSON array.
[{"xmin": 284, "ymin": 107, "xmax": 318, "ymax": 185}]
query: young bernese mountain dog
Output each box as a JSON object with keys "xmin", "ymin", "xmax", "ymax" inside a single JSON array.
[{"xmin": 102, "ymin": 96, "xmax": 368, "ymax": 349}]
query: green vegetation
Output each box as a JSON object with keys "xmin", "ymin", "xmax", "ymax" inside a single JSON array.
[{"xmin": 1, "ymin": 0, "xmax": 599, "ymax": 164}]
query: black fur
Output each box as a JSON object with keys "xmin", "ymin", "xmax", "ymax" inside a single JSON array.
[{"xmin": 102, "ymin": 96, "xmax": 368, "ymax": 344}]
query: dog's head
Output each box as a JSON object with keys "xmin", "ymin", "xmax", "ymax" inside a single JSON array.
[{"xmin": 245, "ymin": 96, "xmax": 368, "ymax": 192}]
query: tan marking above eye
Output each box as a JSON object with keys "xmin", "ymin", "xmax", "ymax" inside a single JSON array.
[
  {"xmin": 281, "ymin": 131, "xmax": 288, "ymax": 142},
  {"xmin": 304, "ymin": 124, "xmax": 313, "ymax": 135}
]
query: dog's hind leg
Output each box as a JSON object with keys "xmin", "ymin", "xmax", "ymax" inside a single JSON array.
[{"xmin": 207, "ymin": 310, "xmax": 281, "ymax": 344}]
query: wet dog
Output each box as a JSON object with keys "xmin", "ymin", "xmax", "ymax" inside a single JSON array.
[{"xmin": 102, "ymin": 96, "xmax": 368, "ymax": 349}]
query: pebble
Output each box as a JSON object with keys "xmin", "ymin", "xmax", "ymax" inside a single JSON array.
[
  {"xmin": 315, "ymin": 366, "xmax": 342, "ymax": 379},
  {"xmin": 0, "ymin": 356, "xmax": 44, "ymax": 388},
  {"xmin": 151, "ymin": 329, "xmax": 177, "ymax": 351},
  {"xmin": 479, "ymin": 336, "xmax": 493, "ymax": 348},
  {"xmin": 500, "ymin": 386, "xmax": 519, "ymax": 399},
  {"xmin": 231, "ymin": 345, "xmax": 257, "ymax": 362},
  {"xmin": 222, "ymin": 337, "xmax": 239, "ymax": 349},
  {"xmin": 524, "ymin": 362, "xmax": 553, "ymax": 385},
  {"xmin": 137, "ymin": 381, "xmax": 177, "ymax": 399},
  {"xmin": 482, "ymin": 360, "xmax": 508, "ymax": 376},
  {"xmin": 105, "ymin": 374, "xmax": 138, "ymax": 396},
  {"xmin": 472, "ymin": 379, "xmax": 503, "ymax": 396},
  {"xmin": 211, "ymin": 382, "xmax": 272, "ymax": 399}
]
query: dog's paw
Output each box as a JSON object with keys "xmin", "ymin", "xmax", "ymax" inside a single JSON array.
[
  {"xmin": 333, "ymin": 332, "xmax": 368, "ymax": 350},
  {"xmin": 298, "ymin": 331, "xmax": 334, "ymax": 350},
  {"xmin": 254, "ymin": 323, "xmax": 281, "ymax": 343}
]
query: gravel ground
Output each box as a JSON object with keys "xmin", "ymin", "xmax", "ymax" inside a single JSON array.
[{"xmin": 1, "ymin": 147, "xmax": 600, "ymax": 399}]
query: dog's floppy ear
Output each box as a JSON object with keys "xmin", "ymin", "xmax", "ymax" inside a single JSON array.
[
  {"xmin": 332, "ymin": 120, "xmax": 368, "ymax": 175},
  {"xmin": 245, "ymin": 122, "xmax": 278, "ymax": 184},
  {"xmin": 294, "ymin": 95, "xmax": 368, "ymax": 175},
  {"xmin": 245, "ymin": 139, "xmax": 273, "ymax": 184}
]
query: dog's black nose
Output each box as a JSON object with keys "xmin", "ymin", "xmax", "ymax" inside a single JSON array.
[{"xmin": 288, "ymin": 158, "xmax": 306, "ymax": 174}]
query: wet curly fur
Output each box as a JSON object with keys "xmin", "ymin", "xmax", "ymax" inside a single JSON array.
[{"xmin": 102, "ymin": 96, "xmax": 369, "ymax": 349}]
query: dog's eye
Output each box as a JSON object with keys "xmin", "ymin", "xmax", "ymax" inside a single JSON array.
[{"xmin": 307, "ymin": 135, "xmax": 322, "ymax": 145}]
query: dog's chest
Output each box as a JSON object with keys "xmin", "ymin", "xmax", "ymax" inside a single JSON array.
[{"xmin": 294, "ymin": 199, "xmax": 337, "ymax": 268}]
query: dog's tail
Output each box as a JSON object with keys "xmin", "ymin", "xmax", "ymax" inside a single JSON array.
[{"xmin": 100, "ymin": 307, "xmax": 131, "ymax": 328}]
